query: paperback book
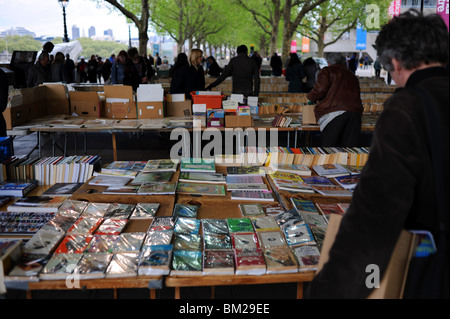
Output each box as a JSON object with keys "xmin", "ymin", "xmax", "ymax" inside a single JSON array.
[
  {"xmin": 291, "ymin": 198, "xmax": 319, "ymax": 214},
  {"xmin": 104, "ymin": 203, "xmax": 135, "ymax": 219},
  {"xmin": 231, "ymin": 232, "xmax": 260, "ymax": 250},
  {"xmin": 202, "ymin": 219, "xmax": 229, "ymax": 235},
  {"xmin": 178, "ymin": 172, "xmax": 226, "ymax": 184},
  {"xmin": 77, "ymin": 253, "xmax": 114, "ymax": 279},
  {"xmin": 113, "ymin": 232, "xmax": 146, "ymax": 253},
  {"xmin": 239, "ymin": 203, "xmax": 265, "ymax": 217},
  {"xmin": 251, "ymin": 216, "xmax": 280, "ymax": 232},
  {"xmin": 103, "ymin": 186, "xmax": 140, "ymax": 195},
  {"xmin": 138, "ymin": 244, "xmax": 173, "ymax": 275},
  {"xmin": 105, "ymin": 252, "xmax": 139, "ymax": 278},
  {"xmin": 88, "ymin": 175, "xmax": 131, "ymax": 187},
  {"xmin": 144, "ymin": 231, "xmax": 173, "ymax": 247},
  {"xmin": 174, "ymin": 218, "xmax": 201, "ymax": 235},
  {"xmin": 312, "ymin": 163, "xmax": 350, "ymax": 178},
  {"xmin": 225, "ymin": 175, "xmax": 264, "ymax": 185},
  {"xmin": 23, "ymin": 228, "xmax": 65, "ymax": 255},
  {"xmin": 142, "ymin": 159, "xmax": 179, "ymax": 172},
  {"xmin": 84, "ymin": 234, "xmax": 119, "ymax": 253},
  {"xmin": 173, "ymin": 233, "xmax": 202, "ymax": 251},
  {"xmin": 7, "ymin": 196, "xmax": 68, "ymax": 213},
  {"xmin": 269, "ymin": 164, "xmax": 311, "ymax": 176},
  {"xmin": 137, "ymin": 182, "xmax": 177, "ymax": 195},
  {"xmin": 226, "ymin": 166, "xmax": 265, "ymax": 176},
  {"xmin": 104, "ymin": 161, "xmax": 147, "ymax": 171},
  {"xmin": 284, "ymin": 224, "xmax": 316, "ymax": 246},
  {"xmin": 95, "ymin": 219, "xmax": 128, "ymax": 235},
  {"xmin": 82, "ymin": 202, "xmax": 112, "ymax": 218},
  {"xmin": 258, "ymin": 231, "xmax": 287, "ymax": 249},
  {"xmin": 131, "ymin": 171, "xmax": 173, "ymax": 185},
  {"xmin": 312, "ymin": 185, "xmax": 353, "ymax": 197},
  {"xmin": 263, "ymin": 247, "xmax": 298, "ymax": 274},
  {"xmin": 273, "ymin": 209, "xmax": 305, "ymax": 230},
  {"xmin": 226, "ymin": 183, "xmax": 268, "ymax": 191},
  {"xmin": 176, "ymin": 182, "xmax": 226, "ymax": 196},
  {"xmin": 5, "ymin": 253, "xmax": 51, "ymax": 282},
  {"xmin": 129, "ymin": 203, "xmax": 160, "ymax": 219},
  {"xmin": 39, "ymin": 253, "xmax": 83, "ymax": 280},
  {"xmin": 149, "ymin": 217, "xmax": 175, "ymax": 232},
  {"xmin": 203, "ymin": 233, "xmax": 232, "ymax": 250},
  {"xmin": 292, "ymin": 245, "xmax": 321, "ymax": 272},
  {"xmin": 203, "ymin": 250, "xmax": 235, "ymax": 275},
  {"xmin": 333, "ymin": 174, "xmax": 360, "ymax": 189},
  {"xmin": 42, "ymin": 183, "xmax": 83, "ymax": 196},
  {"xmin": 67, "ymin": 217, "xmax": 103, "ymax": 235},
  {"xmin": 54, "ymin": 234, "xmax": 93, "ymax": 254},
  {"xmin": 234, "ymin": 249, "xmax": 266, "ymax": 275},
  {"xmin": 0, "ymin": 180, "xmax": 38, "ymax": 197},
  {"xmin": 171, "ymin": 250, "xmax": 203, "ymax": 276},
  {"xmin": 227, "ymin": 218, "xmax": 254, "ymax": 233},
  {"xmin": 172, "ymin": 203, "xmax": 199, "ymax": 218},
  {"xmin": 180, "ymin": 158, "xmax": 215, "ymax": 173},
  {"xmin": 230, "ymin": 190, "xmax": 274, "ymax": 202}
]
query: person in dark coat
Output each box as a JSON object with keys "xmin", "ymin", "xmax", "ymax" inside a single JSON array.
[
  {"xmin": 50, "ymin": 52, "xmax": 67, "ymax": 82},
  {"xmin": 206, "ymin": 56, "xmax": 222, "ymax": 78},
  {"xmin": 206, "ymin": 45, "xmax": 260, "ymax": 97},
  {"xmin": 27, "ymin": 51, "xmax": 51, "ymax": 87},
  {"xmin": 285, "ymin": 53, "xmax": 306, "ymax": 93},
  {"xmin": 270, "ymin": 52, "xmax": 283, "ymax": 76},
  {"xmin": 306, "ymin": 9, "xmax": 449, "ymax": 299},
  {"xmin": 187, "ymin": 48, "xmax": 206, "ymax": 94},
  {"xmin": 302, "ymin": 57, "xmax": 320, "ymax": 93},
  {"xmin": 87, "ymin": 55, "xmax": 98, "ymax": 83},
  {"xmin": 169, "ymin": 52, "xmax": 191, "ymax": 98},
  {"xmin": 64, "ymin": 54, "xmax": 75, "ymax": 83},
  {"xmin": 123, "ymin": 47, "xmax": 150, "ymax": 91}
]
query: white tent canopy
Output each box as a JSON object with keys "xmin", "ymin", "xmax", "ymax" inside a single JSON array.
[{"xmin": 49, "ymin": 40, "xmax": 83, "ymax": 61}]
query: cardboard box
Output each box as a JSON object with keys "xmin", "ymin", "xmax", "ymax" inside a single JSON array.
[
  {"xmin": 166, "ymin": 100, "xmax": 192, "ymax": 117},
  {"xmin": 225, "ymin": 115, "xmax": 253, "ymax": 128},
  {"xmin": 167, "ymin": 94, "xmax": 186, "ymax": 103},
  {"xmin": 41, "ymin": 84, "xmax": 70, "ymax": 116},
  {"xmin": 207, "ymin": 117, "xmax": 224, "ymax": 128},
  {"xmin": 302, "ymin": 104, "xmax": 317, "ymax": 124},
  {"xmin": 137, "ymin": 101, "xmax": 164, "ymax": 119},
  {"xmin": 137, "ymin": 84, "xmax": 164, "ymax": 102},
  {"xmin": 69, "ymin": 91, "xmax": 102, "ymax": 117},
  {"xmin": 4, "ymin": 87, "xmax": 39, "ymax": 129},
  {"xmin": 104, "ymin": 85, "xmax": 136, "ymax": 119}
]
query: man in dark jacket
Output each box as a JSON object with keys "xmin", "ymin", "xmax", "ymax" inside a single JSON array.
[
  {"xmin": 206, "ymin": 45, "xmax": 260, "ymax": 97},
  {"xmin": 307, "ymin": 53, "xmax": 363, "ymax": 147},
  {"xmin": 27, "ymin": 51, "xmax": 51, "ymax": 87},
  {"xmin": 306, "ymin": 9, "xmax": 449, "ymax": 299},
  {"xmin": 124, "ymin": 47, "xmax": 150, "ymax": 91}
]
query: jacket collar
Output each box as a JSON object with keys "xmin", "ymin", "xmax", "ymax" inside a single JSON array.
[{"xmin": 405, "ymin": 66, "xmax": 448, "ymax": 88}]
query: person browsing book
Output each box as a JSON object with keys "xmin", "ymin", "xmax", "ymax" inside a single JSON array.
[{"xmin": 305, "ymin": 9, "xmax": 449, "ymax": 299}]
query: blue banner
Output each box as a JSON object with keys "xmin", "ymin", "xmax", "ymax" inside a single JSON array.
[{"xmin": 356, "ymin": 26, "xmax": 367, "ymax": 50}]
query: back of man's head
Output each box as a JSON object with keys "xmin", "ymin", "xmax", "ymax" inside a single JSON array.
[
  {"xmin": 237, "ymin": 45, "xmax": 248, "ymax": 55},
  {"xmin": 326, "ymin": 53, "xmax": 346, "ymax": 66},
  {"xmin": 376, "ymin": 9, "xmax": 449, "ymax": 72}
]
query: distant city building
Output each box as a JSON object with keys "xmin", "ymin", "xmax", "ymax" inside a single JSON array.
[
  {"xmin": 104, "ymin": 29, "xmax": 113, "ymax": 37},
  {"xmin": 72, "ymin": 25, "xmax": 80, "ymax": 40},
  {"xmin": 88, "ymin": 26, "xmax": 96, "ymax": 38},
  {"xmin": 0, "ymin": 27, "xmax": 36, "ymax": 38}
]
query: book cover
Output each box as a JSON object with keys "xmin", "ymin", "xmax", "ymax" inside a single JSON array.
[
  {"xmin": 273, "ymin": 209, "xmax": 305, "ymax": 230},
  {"xmin": 270, "ymin": 164, "xmax": 311, "ymax": 176},
  {"xmin": 144, "ymin": 230, "xmax": 173, "ymax": 247},
  {"xmin": 171, "ymin": 250, "xmax": 203, "ymax": 275},
  {"xmin": 129, "ymin": 203, "xmax": 160, "ymax": 219},
  {"xmin": 179, "ymin": 172, "xmax": 226, "ymax": 184},
  {"xmin": 149, "ymin": 217, "xmax": 175, "ymax": 232},
  {"xmin": 131, "ymin": 171, "xmax": 173, "ymax": 185},
  {"xmin": 82, "ymin": 202, "xmax": 112, "ymax": 218},
  {"xmin": 113, "ymin": 232, "xmax": 146, "ymax": 253},
  {"xmin": 67, "ymin": 217, "xmax": 103, "ymax": 235},
  {"xmin": 239, "ymin": 203, "xmax": 265, "ymax": 217},
  {"xmin": 300, "ymin": 212, "xmax": 328, "ymax": 228},
  {"xmin": 180, "ymin": 158, "xmax": 215, "ymax": 173},
  {"xmin": 88, "ymin": 175, "xmax": 131, "ymax": 187},
  {"xmin": 137, "ymin": 182, "xmax": 177, "ymax": 195},
  {"xmin": 40, "ymin": 215, "xmax": 78, "ymax": 233},
  {"xmin": 77, "ymin": 253, "xmax": 114, "ymax": 279},
  {"xmin": 39, "ymin": 253, "xmax": 83, "ymax": 280},
  {"xmin": 231, "ymin": 232, "xmax": 260, "ymax": 250},
  {"xmin": 226, "ymin": 183, "xmax": 268, "ymax": 191},
  {"xmin": 227, "ymin": 218, "xmax": 254, "ymax": 233},
  {"xmin": 203, "ymin": 250, "xmax": 235, "ymax": 275},
  {"xmin": 104, "ymin": 203, "xmax": 135, "ymax": 219},
  {"xmin": 54, "ymin": 234, "xmax": 93, "ymax": 254},
  {"xmin": 105, "ymin": 161, "xmax": 147, "ymax": 171},
  {"xmin": 302, "ymin": 176, "xmax": 334, "ymax": 186},
  {"xmin": 230, "ymin": 190, "xmax": 274, "ymax": 202},
  {"xmin": 226, "ymin": 166, "xmax": 265, "ymax": 176},
  {"xmin": 173, "ymin": 233, "xmax": 202, "ymax": 251},
  {"xmin": 174, "ymin": 218, "xmax": 201, "ymax": 235},
  {"xmin": 234, "ymin": 249, "xmax": 266, "ymax": 275},
  {"xmin": 103, "ymin": 186, "xmax": 140, "ymax": 195},
  {"xmin": 58, "ymin": 199, "xmax": 89, "ymax": 217},
  {"xmin": 5, "ymin": 253, "xmax": 51, "ymax": 282},
  {"xmin": 263, "ymin": 247, "xmax": 298, "ymax": 274},
  {"xmin": 23, "ymin": 228, "xmax": 65, "ymax": 255},
  {"xmin": 0, "ymin": 180, "xmax": 37, "ymax": 197},
  {"xmin": 310, "ymin": 225, "xmax": 327, "ymax": 250},
  {"xmin": 42, "ymin": 183, "xmax": 83, "ymax": 196},
  {"xmin": 291, "ymin": 198, "xmax": 319, "ymax": 214},
  {"xmin": 284, "ymin": 224, "xmax": 316, "ymax": 246},
  {"xmin": 263, "ymin": 203, "xmax": 285, "ymax": 215},
  {"xmin": 173, "ymin": 203, "xmax": 199, "ymax": 218},
  {"xmin": 7, "ymin": 196, "xmax": 68, "ymax": 213},
  {"xmin": 313, "ymin": 163, "xmax": 350, "ymax": 178},
  {"xmin": 258, "ymin": 231, "xmax": 287, "ymax": 249},
  {"xmin": 312, "ymin": 185, "xmax": 353, "ymax": 197},
  {"xmin": 225, "ymin": 175, "xmax": 264, "ymax": 185},
  {"xmin": 203, "ymin": 233, "xmax": 232, "ymax": 250},
  {"xmin": 84, "ymin": 234, "xmax": 119, "ymax": 253},
  {"xmin": 316, "ymin": 203, "xmax": 346, "ymax": 216},
  {"xmin": 251, "ymin": 216, "xmax": 280, "ymax": 232},
  {"xmin": 176, "ymin": 182, "xmax": 226, "ymax": 196},
  {"xmin": 334, "ymin": 174, "xmax": 360, "ymax": 189},
  {"xmin": 138, "ymin": 244, "xmax": 173, "ymax": 276},
  {"xmin": 293, "ymin": 245, "xmax": 321, "ymax": 271},
  {"xmin": 95, "ymin": 219, "xmax": 128, "ymax": 235},
  {"xmin": 105, "ymin": 252, "xmax": 139, "ymax": 278},
  {"xmin": 142, "ymin": 159, "xmax": 179, "ymax": 172},
  {"xmin": 202, "ymin": 219, "xmax": 229, "ymax": 235}
]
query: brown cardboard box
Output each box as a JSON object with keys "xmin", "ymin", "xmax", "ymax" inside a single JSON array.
[
  {"xmin": 302, "ymin": 104, "xmax": 317, "ymax": 124},
  {"xmin": 104, "ymin": 85, "xmax": 136, "ymax": 119},
  {"xmin": 225, "ymin": 115, "xmax": 253, "ymax": 128},
  {"xmin": 69, "ymin": 91, "xmax": 102, "ymax": 117},
  {"xmin": 166, "ymin": 100, "xmax": 192, "ymax": 117},
  {"xmin": 4, "ymin": 87, "xmax": 40, "ymax": 129},
  {"xmin": 41, "ymin": 84, "xmax": 70, "ymax": 116},
  {"xmin": 137, "ymin": 101, "xmax": 164, "ymax": 119}
]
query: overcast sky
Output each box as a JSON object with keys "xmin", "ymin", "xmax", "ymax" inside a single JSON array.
[{"xmin": 0, "ymin": 0, "xmax": 141, "ymax": 41}]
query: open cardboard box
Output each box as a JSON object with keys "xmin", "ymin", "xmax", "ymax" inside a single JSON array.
[
  {"xmin": 302, "ymin": 104, "xmax": 317, "ymax": 125},
  {"xmin": 104, "ymin": 85, "xmax": 136, "ymax": 119},
  {"xmin": 225, "ymin": 115, "xmax": 253, "ymax": 128},
  {"xmin": 69, "ymin": 91, "xmax": 102, "ymax": 117}
]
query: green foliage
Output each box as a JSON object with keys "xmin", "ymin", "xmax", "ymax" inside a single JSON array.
[
  {"xmin": 0, "ymin": 35, "xmax": 42, "ymax": 52},
  {"xmin": 76, "ymin": 37, "xmax": 128, "ymax": 59}
]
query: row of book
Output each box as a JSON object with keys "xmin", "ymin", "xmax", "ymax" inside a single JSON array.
[
  {"xmin": 218, "ymin": 146, "xmax": 371, "ymax": 168},
  {"xmin": 1, "ymin": 155, "xmax": 102, "ymax": 186},
  {"xmin": 2, "ymin": 190, "xmax": 347, "ymax": 280}
]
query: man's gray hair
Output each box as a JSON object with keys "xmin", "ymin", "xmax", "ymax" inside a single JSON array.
[{"xmin": 326, "ymin": 53, "xmax": 347, "ymax": 66}]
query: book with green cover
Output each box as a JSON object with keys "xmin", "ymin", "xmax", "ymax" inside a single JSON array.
[
  {"xmin": 180, "ymin": 158, "xmax": 215, "ymax": 173},
  {"xmin": 176, "ymin": 182, "xmax": 226, "ymax": 196}
]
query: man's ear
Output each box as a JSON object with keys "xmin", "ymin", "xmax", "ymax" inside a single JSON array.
[{"xmin": 391, "ymin": 58, "xmax": 402, "ymax": 73}]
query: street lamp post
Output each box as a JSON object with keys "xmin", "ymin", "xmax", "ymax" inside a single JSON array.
[{"xmin": 58, "ymin": 0, "xmax": 70, "ymax": 42}]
